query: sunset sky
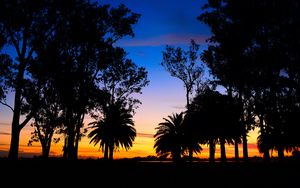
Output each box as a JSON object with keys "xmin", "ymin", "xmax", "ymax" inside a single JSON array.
[{"xmin": 0, "ymin": 0, "xmax": 261, "ymax": 159}]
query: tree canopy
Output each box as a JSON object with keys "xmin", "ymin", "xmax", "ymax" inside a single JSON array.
[
  {"xmin": 0, "ymin": 0, "xmax": 143, "ymax": 159},
  {"xmin": 199, "ymin": 0, "xmax": 300, "ymax": 160}
]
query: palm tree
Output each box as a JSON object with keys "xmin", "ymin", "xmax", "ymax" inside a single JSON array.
[
  {"xmin": 154, "ymin": 112, "xmax": 194, "ymax": 162},
  {"xmin": 88, "ymin": 118, "xmax": 110, "ymax": 159},
  {"xmin": 88, "ymin": 102, "xmax": 136, "ymax": 160}
]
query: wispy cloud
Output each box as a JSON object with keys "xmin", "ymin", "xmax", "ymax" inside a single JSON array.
[
  {"xmin": 171, "ymin": 105, "xmax": 185, "ymax": 110},
  {"xmin": 117, "ymin": 34, "xmax": 209, "ymax": 47},
  {"xmin": 0, "ymin": 131, "xmax": 10, "ymax": 135},
  {"xmin": 135, "ymin": 51, "xmax": 145, "ymax": 57},
  {"xmin": 20, "ymin": 144, "xmax": 40, "ymax": 148},
  {"xmin": 0, "ymin": 122, "xmax": 10, "ymax": 126},
  {"xmin": 137, "ymin": 133, "xmax": 154, "ymax": 138}
]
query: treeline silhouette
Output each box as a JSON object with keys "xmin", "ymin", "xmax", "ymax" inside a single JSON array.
[
  {"xmin": 155, "ymin": 0, "xmax": 300, "ymax": 163},
  {"xmin": 0, "ymin": 0, "xmax": 149, "ymax": 160},
  {"xmin": 1, "ymin": 0, "xmax": 300, "ymax": 163}
]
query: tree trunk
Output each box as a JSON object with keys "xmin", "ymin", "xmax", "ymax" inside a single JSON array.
[
  {"xmin": 209, "ymin": 138, "xmax": 215, "ymax": 163},
  {"xmin": 242, "ymin": 128, "xmax": 248, "ymax": 162},
  {"xmin": 42, "ymin": 143, "xmax": 50, "ymax": 158},
  {"xmin": 8, "ymin": 82, "xmax": 23, "ymax": 159},
  {"xmin": 277, "ymin": 145, "xmax": 284, "ymax": 161},
  {"xmin": 220, "ymin": 137, "xmax": 226, "ymax": 162},
  {"xmin": 186, "ymin": 88, "xmax": 190, "ymax": 109},
  {"xmin": 74, "ymin": 114, "xmax": 84, "ymax": 159},
  {"xmin": 188, "ymin": 149, "xmax": 193, "ymax": 162},
  {"xmin": 263, "ymin": 150, "xmax": 270, "ymax": 162},
  {"xmin": 67, "ymin": 125, "xmax": 75, "ymax": 159},
  {"xmin": 8, "ymin": 52, "xmax": 27, "ymax": 159},
  {"xmin": 109, "ymin": 142, "xmax": 114, "ymax": 160},
  {"xmin": 74, "ymin": 125, "xmax": 80, "ymax": 160},
  {"xmin": 259, "ymin": 115, "xmax": 270, "ymax": 162},
  {"xmin": 65, "ymin": 110, "xmax": 76, "ymax": 160},
  {"xmin": 186, "ymin": 88, "xmax": 192, "ymax": 161},
  {"xmin": 104, "ymin": 144, "xmax": 109, "ymax": 160},
  {"xmin": 238, "ymin": 88, "xmax": 248, "ymax": 162},
  {"xmin": 173, "ymin": 147, "xmax": 181, "ymax": 163},
  {"xmin": 42, "ymin": 132, "xmax": 53, "ymax": 159},
  {"xmin": 63, "ymin": 137, "xmax": 68, "ymax": 159},
  {"xmin": 234, "ymin": 138, "xmax": 239, "ymax": 162},
  {"xmin": 8, "ymin": 125, "xmax": 20, "ymax": 159}
]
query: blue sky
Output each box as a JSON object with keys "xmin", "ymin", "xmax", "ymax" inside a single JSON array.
[
  {"xmin": 100, "ymin": 0, "xmax": 210, "ymax": 36},
  {"xmin": 97, "ymin": 0, "xmax": 211, "ymax": 133},
  {"xmin": 1, "ymin": 0, "xmax": 210, "ymax": 133},
  {"xmin": 0, "ymin": 0, "xmax": 212, "ymax": 157}
]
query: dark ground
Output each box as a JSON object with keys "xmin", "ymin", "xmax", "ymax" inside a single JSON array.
[{"xmin": 1, "ymin": 158, "xmax": 299, "ymax": 187}]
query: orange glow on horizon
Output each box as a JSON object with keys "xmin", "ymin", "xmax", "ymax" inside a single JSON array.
[{"xmin": 0, "ymin": 125, "xmax": 266, "ymax": 159}]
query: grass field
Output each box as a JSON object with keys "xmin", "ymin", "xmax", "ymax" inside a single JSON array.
[{"xmin": 1, "ymin": 158, "xmax": 299, "ymax": 187}]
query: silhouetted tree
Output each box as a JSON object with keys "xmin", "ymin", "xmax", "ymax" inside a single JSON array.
[
  {"xmin": 0, "ymin": 0, "xmax": 140, "ymax": 159},
  {"xmin": 182, "ymin": 115, "xmax": 203, "ymax": 161},
  {"xmin": 27, "ymin": 83, "xmax": 63, "ymax": 158},
  {"xmin": 154, "ymin": 112, "xmax": 187, "ymax": 162},
  {"xmin": 98, "ymin": 47, "xmax": 149, "ymax": 112},
  {"xmin": 187, "ymin": 87, "xmax": 242, "ymax": 162},
  {"xmin": 89, "ymin": 46, "xmax": 148, "ymax": 159},
  {"xmin": 161, "ymin": 40, "xmax": 203, "ymax": 161},
  {"xmin": 32, "ymin": 2, "xmax": 140, "ymax": 159},
  {"xmin": 198, "ymin": 0, "xmax": 294, "ymax": 162},
  {"xmin": 199, "ymin": 1, "xmax": 249, "ymax": 161},
  {"xmin": 0, "ymin": 54, "xmax": 12, "ymax": 109},
  {"xmin": 257, "ymin": 85, "xmax": 300, "ymax": 161},
  {"xmin": 0, "ymin": 0, "xmax": 63, "ymax": 158},
  {"xmin": 88, "ymin": 101, "xmax": 136, "ymax": 160},
  {"xmin": 162, "ymin": 40, "xmax": 203, "ymax": 108},
  {"xmin": 199, "ymin": 0, "xmax": 300, "ymax": 162}
]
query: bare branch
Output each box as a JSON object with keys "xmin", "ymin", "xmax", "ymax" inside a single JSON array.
[
  {"xmin": 0, "ymin": 100, "xmax": 14, "ymax": 112},
  {"xmin": 20, "ymin": 110, "xmax": 35, "ymax": 129}
]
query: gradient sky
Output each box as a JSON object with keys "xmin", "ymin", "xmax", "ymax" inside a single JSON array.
[{"xmin": 0, "ymin": 0, "xmax": 261, "ymax": 159}]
